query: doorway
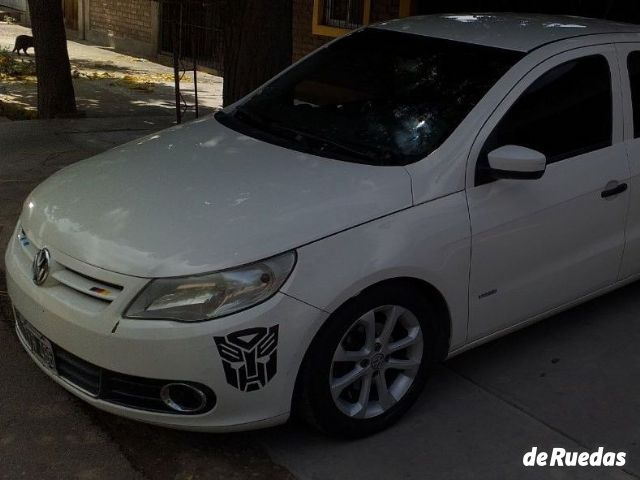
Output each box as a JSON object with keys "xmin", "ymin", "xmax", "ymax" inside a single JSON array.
[{"xmin": 62, "ymin": 0, "xmax": 78, "ymax": 30}]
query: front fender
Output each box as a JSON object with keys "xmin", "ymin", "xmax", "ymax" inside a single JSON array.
[{"xmin": 281, "ymin": 191, "xmax": 471, "ymax": 351}]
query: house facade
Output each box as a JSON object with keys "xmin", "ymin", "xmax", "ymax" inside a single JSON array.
[
  {"xmin": 10, "ymin": 0, "xmax": 412, "ymax": 73},
  {"xmin": 7, "ymin": 0, "xmax": 160, "ymax": 54},
  {"xmin": 83, "ymin": 0, "xmax": 160, "ymax": 56},
  {"xmin": 1, "ymin": 0, "xmax": 28, "ymax": 23},
  {"xmin": 75, "ymin": 0, "xmax": 414, "ymax": 70},
  {"xmin": 293, "ymin": 0, "xmax": 412, "ymax": 61},
  {"xmin": 2, "ymin": 0, "xmax": 26, "ymax": 12},
  {"xmin": 61, "ymin": 0, "xmax": 220, "ymax": 71},
  {"xmin": 11, "ymin": 1, "xmax": 640, "ymax": 75}
]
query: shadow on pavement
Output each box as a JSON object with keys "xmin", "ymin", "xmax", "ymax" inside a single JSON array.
[{"xmin": 261, "ymin": 281, "xmax": 640, "ymax": 480}]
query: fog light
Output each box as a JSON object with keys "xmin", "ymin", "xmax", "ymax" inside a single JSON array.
[{"xmin": 160, "ymin": 383, "xmax": 208, "ymax": 413}]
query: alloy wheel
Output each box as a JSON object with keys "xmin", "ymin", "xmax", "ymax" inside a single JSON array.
[{"xmin": 329, "ymin": 305, "xmax": 424, "ymax": 419}]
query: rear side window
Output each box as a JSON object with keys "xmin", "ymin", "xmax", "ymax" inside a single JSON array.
[
  {"xmin": 478, "ymin": 55, "xmax": 612, "ymax": 183},
  {"xmin": 628, "ymin": 51, "xmax": 640, "ymax": 137}
]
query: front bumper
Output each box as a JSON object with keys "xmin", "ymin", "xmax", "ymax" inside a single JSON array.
[{"xmin": 5, "ymin": 227, "xmax": 327, "ymax": 431}]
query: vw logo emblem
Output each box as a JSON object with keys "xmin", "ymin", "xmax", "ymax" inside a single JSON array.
[
  {"xmin": 32, "ymin": 248, "xmax": 51, "ymax": 286},
  {"xmin": 371, "ymin": 353, "xmax": 385, "ymax": 370}
]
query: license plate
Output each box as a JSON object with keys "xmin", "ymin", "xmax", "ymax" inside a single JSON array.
[{"xmin": 15, "ymin": 312, "xmax": 57, "ymax": 372}]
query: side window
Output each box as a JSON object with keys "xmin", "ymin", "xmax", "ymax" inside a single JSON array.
[
  {"xmin": 628, "ymin": 51, "xmax": 640, "ymax": 138},
  {"xmin": 477, "ymin": 55, "xmax": 612, "ymax": 184}
]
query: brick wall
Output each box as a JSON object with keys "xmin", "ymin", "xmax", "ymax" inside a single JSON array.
[
  {"xmin": 89, "ymin": 0, "xmax": 155, "ymax": 45},
  {"xmin": 371, "ymin": 0, "xmax": 401, "ymax": 22},
  {"xmin": 292, "ymin": 0, "xmax": 405, "ymax": 62},
  {"xmin": 292, "ymin": 0, "xmax": 331, "ymax": 62}
]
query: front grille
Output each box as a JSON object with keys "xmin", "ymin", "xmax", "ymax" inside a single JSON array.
[
  {"xmin": 102, "ymin": 373, "xmax": 173, "ymax": 412},
  {"xmin": 14, "ymin": 308, "xmax": 216, "ymax": 415},
  {"xmin": 56, "ymin": 348, "xmax": 101, "ymax": 395},
  {"xmin": 52, "ymin": 268, "xmax": 123, "ymax": 303},
  {"xmin": 18, "ymin": 228, "xmax": 124, "ymax": 304},
  {"xmin": 52, "ymin": 344, "xmax": 216, "ymax": 415}
]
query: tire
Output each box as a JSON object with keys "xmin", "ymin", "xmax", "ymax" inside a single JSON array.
[{"xmin": 296, "ymin": 283, "xmax": 447, "ymax": 438}]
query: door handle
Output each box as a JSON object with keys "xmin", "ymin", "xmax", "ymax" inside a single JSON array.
[{"xmin": 601, "ymin": 182, "xmax": 628, "ymax": 199}]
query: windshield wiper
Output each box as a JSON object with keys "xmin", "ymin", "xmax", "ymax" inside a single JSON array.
[
  {"xmin": 234, "ymin": 106, "xmax": 400, "ymax": 166},
  {"xmin": 283, "ymin": 126, "xmax": 395, "ymax": 166},
  {"xmin": 233, "ymin": 106, "xmax": 272, "ymax": 129}
]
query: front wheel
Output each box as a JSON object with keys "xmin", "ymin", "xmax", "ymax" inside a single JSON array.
[{"xmin": 297, "ymin": 284, "xmax": 446, "ymax": 437}]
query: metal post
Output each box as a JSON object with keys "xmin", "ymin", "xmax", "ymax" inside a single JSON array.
[
  {"xmin": 192, "ymin": 27, "xmax": 199, "ymax": 119},
  {"xmin": 194, "ymin": 63, "xmax": 199, "ymax": 119},
  {"xmin": 172, "ymin": 2, "xmax": 183, "ymax": 124}
]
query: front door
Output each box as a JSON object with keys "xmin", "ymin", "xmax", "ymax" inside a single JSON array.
[
  {"xmin": 466, "ymin": 45, "xmax": 629, "ymax": 340},
  {"xmin": 63, "ymin": 0, "xmax": 78, "ymax": 31},
  {"xmin": 615, "ymin": 44, "xmax": 640, "ymax": 280}
]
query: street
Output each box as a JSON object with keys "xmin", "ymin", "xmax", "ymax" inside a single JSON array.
[{"xmin": 1, "ymin": 117, "xmax": 639, "ymax": 479}]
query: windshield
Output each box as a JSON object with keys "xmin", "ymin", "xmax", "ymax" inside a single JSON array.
[{"xmin": 217, "ymin": 29, "xmax": 524, "ymax": 166}]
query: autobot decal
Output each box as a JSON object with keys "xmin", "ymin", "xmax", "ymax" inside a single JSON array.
[{"xmin": 214, "ymin": 325, "xmax": 278, "ymax": 392}]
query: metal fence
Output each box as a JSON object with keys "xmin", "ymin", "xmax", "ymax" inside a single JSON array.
[
  {"xmin": 157, "ymin": 0, "xmax": 224, "ymax": 123},
  {"xmin": 159, "ymin": 0, "xmax": 224, "ymax": 71},
  {"xmin": 322, "ymin": 0, "xmax": 367, "ymax": 29}
]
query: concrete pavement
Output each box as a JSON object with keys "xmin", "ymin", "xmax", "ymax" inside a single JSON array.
[
  {"xmin": 0, "ymin": 117, "xmax": 165, "ymax": 480},
  {"xmin": 1, "ymin": 113, "xmax": 640, "ymax": 479},
  {"xmin": 263, "ymin": 284, "xmax": 640, "ymax": 480},
  {"xmin": 0, "ymin": 312, "xmax": 144, "ymax": 480},
  {"xmin": 0, "ymin": 22, "xmax": 222, "ymax": 119},
  {"xmin": 0, "ymin": 117, "xmax": 292, "ymax": 480}
]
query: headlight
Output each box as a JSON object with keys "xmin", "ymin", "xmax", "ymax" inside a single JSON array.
[{"xmin": 124, "ymin": 252, "xmax": 296, "ymax": 322}]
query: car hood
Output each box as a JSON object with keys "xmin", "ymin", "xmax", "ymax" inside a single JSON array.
[{"xmin": 20, "ymin": 116, "xmax": 412, "ymax": 277}]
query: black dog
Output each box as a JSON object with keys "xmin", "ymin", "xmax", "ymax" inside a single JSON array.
[{"xmin": 12, "ymin": 35, "xmax": 33, "ymax": 55}]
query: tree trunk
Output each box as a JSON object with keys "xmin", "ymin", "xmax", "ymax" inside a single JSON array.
[
  {"xmin": 27, "ymin": 0, "xmax": 77, "ymax": 118},
  {"xmin": 222, "ymin": 0, "xmax": 292, "ymax": 106}
]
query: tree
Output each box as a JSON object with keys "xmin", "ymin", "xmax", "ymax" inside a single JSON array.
[
  {"xmin": 27, "ymin": 0, "xmax": 77, "ymax": 118},
  {"xmin": 222, "ymin": 0, "xmax": 292, "ymax": 106}
]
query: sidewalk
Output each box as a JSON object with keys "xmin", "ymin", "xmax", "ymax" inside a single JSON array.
[
  {"xmin": 3, "ymin": 114, "xmax": 640, "ymax": 480},
  {"xmin": 0, "ymin": 22, "xmax": 222, "ymax": 119},
  {"xmin": 261, "ymin": 287, "xmax": 640, "ymax": 480}
]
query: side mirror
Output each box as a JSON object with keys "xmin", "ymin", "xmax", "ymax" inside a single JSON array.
[{"xmin": 487, "ymin": 145, "xmax": 546, "ymax": 180}]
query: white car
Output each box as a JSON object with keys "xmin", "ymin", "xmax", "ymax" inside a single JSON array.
[{"xmin": 6, "ymin": 13, "xmax": 640, "ymax": 437}]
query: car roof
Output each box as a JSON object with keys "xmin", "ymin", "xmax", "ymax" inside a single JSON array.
[{"xmin": 374, "ymin": 13, "xmax": 640, "ymax": 52}]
